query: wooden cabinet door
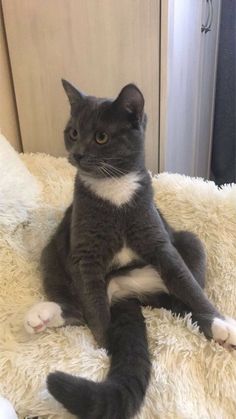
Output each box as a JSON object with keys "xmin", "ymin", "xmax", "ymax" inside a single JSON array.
[
  {"xmin": 2, "ymin": 0, "xmax": 160, "ymax": 173},
  {"xmin": 0, "ymin": 5, "xmax": 21, "ymax": 151}
]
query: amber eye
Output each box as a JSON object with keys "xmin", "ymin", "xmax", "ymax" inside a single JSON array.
[
  {"xmin": 95, "ymin": 131, "xmax": 109, "ymax": 145},
  {"xmin": 69, "ymin": 128, "xmax": 78, "ymax": 141}
]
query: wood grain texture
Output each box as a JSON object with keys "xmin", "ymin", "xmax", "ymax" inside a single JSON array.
[
  {"xmin": 0, "ymin": 3, "xmax": 21, "ymax": 151},
  {"xmin": 3, "ymin": 0, "xmax": 160, "ymax": 172}
]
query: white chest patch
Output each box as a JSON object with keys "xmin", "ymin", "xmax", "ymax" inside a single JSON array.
[
  {"xmin": 80, "ymin": 171, "xmax": 141, "ymax": 206},
  {"xmin": 112, "ymin": 246, "xmax": 139, "ymax": 268}
]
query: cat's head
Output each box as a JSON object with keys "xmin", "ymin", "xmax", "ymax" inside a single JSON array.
[{"xmin": 62, "ymin": 80, "xmax": 147, "ymax": 178}]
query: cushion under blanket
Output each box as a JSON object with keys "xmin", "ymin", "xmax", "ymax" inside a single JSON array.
[{"xmin": 0, "ymin": 140, "xmax": 236, "ymax": 418}]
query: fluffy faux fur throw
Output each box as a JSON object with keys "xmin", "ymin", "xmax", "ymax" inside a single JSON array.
[{"xmin": 0, "ymin": 136, "xmax": 236, "ymax": 418}]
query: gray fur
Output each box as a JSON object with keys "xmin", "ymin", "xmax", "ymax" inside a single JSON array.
[
  {"xmin": 43, "ymin": 82, "xmax": 225, "ymax": 417},
  {"xmin": 42, "ymin": 81, "xmax": 222, "ymax": 345}
]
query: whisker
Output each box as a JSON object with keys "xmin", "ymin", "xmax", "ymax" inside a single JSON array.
[
  {"xmin": 99, "ymin": 166, "xmax": 113, "ymax": 179},
  {"xmin": 100, "ymin": 165, "xmax": 122, "ymax": 183},
  {"xmin": 98, "ymin": 166, "xmax": 110, "ymax": 178},
  {"xmin": 101, "ymin": 162, "xmax": 128, "ymax": 177},
  {"xmin": 104, "ymin": 164, "xmax": 126, "ymax": 174}
]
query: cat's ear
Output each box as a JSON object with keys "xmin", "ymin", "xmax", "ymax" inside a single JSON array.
[
  {"xmin": 114, "ymin": 84, "xmax": 144, "ymax": 120},
  {"xmin": 61, "ymin": 79, "xmax": 84, "ymax": 106}
]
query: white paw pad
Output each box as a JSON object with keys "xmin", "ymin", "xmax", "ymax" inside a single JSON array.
[
  {"xmin": 24, "ymin": 302, "xmax": 65, "ymax": 334},
  {"xmin": 212, "ymin": 317, "xmax": 236, "ymax": 350}
]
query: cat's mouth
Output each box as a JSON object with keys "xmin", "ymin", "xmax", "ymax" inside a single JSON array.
[
  {"xmin": 68, "ymin": 154, "xmax": 104, "ymax": 178},
  {"xmin": 68, "ymin": 153, "xmax": 127, "ymax": 179}
]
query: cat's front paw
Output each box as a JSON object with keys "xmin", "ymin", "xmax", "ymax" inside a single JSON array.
[
  {"xmin": 24, "ymin": 301, "xmax": 65, "ymax": 334},
  {"xmin": 212, "ymin": 317, "xmax": 236, "ymax": 351}
]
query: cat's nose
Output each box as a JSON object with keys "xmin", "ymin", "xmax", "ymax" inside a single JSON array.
[{"xmin": 73, "ymin": 153, "xmax": 83, "ymax": 163}]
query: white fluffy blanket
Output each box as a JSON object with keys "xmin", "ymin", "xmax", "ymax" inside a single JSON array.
[{"xmin": 0, "ymin": 135, "xmax": 236, "ymax": 418}]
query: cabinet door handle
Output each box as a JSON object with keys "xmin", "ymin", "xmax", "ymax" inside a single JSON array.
[
  {"xmin": 201, "ymin": 0, "xmax": 213, "ymax": 33},
  {"xmin": 205, "ymin": 0, "xmax": 213, "ymax": 33}
]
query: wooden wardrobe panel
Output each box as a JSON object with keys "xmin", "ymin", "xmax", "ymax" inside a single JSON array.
[
  {"xmin": 0, "ymin": 3, "xmax": 21, "ymax": 151},
  {"xmin": 2, "ymin": 0, "xmax": 160, "ymax": 172}
]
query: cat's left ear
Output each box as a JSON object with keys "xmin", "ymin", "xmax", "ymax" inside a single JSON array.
[
  {"xmin": 114, "ymin": 84, "xmax": 144, "ymax": 121},
  {"xmin": 61, "ymin": 79, "xmax": 84, "ymax": 107}
]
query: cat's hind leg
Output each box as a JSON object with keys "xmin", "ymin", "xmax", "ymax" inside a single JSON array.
[
  {"xmin": 155, "ymin": 230, "xmax": 206, "ymax": 317},
  {"xmin": 25, "ymin": 224, "xmax": 85, "ymax": 334},
  {"xmin": 144, "ymin": 230, "xmax": 207, "ymax": 318},
  {"xmin": 125, "ymin": 228, "xmax": 236, "ymax": 351},
  {"xmin": 172, "ymin": 230, "xmax": 206, "ymax": 288},
  {"xmin": 172, "ymin": 231, "xmax": 236, "ymax": 349}
]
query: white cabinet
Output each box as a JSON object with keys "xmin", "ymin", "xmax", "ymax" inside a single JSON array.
[
  {"xmin": 196, "ymin": 0, "xmax": 221, "ymax": 178},
  {"xmin": 161, "ymin": 0, "xmax": 221, "ymax": 178}
]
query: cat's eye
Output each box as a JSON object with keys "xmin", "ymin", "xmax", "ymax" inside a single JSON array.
[
  {"xmin": 69, "ymin": 128, "xmax": 78, "ymax": 141},
  {"xmin": 95, "ymin": 131, "xmax": 109, "ymax": 145}
]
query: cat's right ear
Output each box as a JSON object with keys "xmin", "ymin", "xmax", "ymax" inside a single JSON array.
[
  {"xmin": 61, "ymin": 79, "xmax": 84, "ymax": 107},
  {"xmin": 114, "ymin": 84, "xmax": 144, "ymax": 122}
]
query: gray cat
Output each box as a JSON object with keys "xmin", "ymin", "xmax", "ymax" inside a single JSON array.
[{"xmin": 25, "ymin": 82, "xmax": 236, "ymax": 418}]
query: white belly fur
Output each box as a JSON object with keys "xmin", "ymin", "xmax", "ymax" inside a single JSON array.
[
  {"xmin": 107, "ymin": 265, "xmax": 168, "ymax": 303},
  {"xmin": 111, "ymin": 246, "xmax": 139, "ymax": 268}
]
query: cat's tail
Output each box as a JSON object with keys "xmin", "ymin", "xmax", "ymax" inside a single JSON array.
[{"xmin": 47, "ymin": 299, "xmax": 151, "ymax": 419}]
